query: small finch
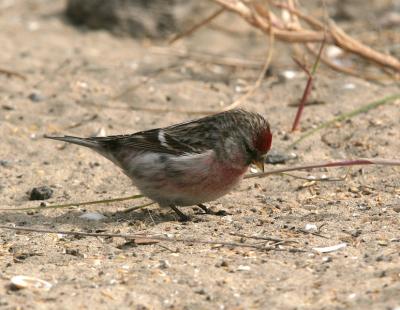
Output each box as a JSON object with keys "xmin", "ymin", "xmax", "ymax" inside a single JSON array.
[{"xmin": 46, "ymin": 109, "xmax": 272, "ymax": 221}]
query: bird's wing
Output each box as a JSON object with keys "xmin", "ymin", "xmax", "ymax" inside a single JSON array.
[
  {"xmin": 86, "ymin": 123, "xmax": 215, "ymax": 155},
  {"xmin": 83, "ymin": 110, "xmax": 242, "ymax": 155}
]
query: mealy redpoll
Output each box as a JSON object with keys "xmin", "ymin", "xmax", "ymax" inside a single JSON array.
[{"xmin": 46, "ymin": 109, "xmax": 272, "ymax": 221}]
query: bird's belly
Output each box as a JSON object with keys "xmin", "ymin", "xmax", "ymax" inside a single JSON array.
[
  {"xmin": 138, "ymin": 168, "xmax": 246, "ymax": 206},
  {"xmin": 123, "ymin": 151, "xmax": 248, "ymax": 206}
]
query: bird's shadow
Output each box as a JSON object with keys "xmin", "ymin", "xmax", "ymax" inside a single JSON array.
[{"xmin": 0, "ymin": 205, "xmax": 211, "ymax": 230}]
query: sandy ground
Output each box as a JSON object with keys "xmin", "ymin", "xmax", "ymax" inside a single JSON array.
[{"xmin": 1, "ymin": 0, "xmax": 400, "ymax": 309}]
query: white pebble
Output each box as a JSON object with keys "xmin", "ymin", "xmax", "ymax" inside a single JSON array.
[
  {"xmin": 281, "ymin": 70, "xmax": 297, "ymax": 80},
  {"xmin": 79, "ymin": 212, "xmax": 106, "ymax": 221},
  {"xmin": 326, "ymin": 46, "xmax": 343, "ymax": 59},
  {"xmin": 304, "ymin": 223, "xmax": 318, "ymax": 232},
  {"xmin": 343, "ymin": 83, "xmax": 356, "ymax": 90},
  {"xmin": 11, "ymin": 275, "xmax": 52, "ymax": 291},
  {"xmin": 313, "ymin": 243, "xmax": 347, "ymax": 253},
  {"xmin": 237, "ymin": 265, "xmax": 251, "ymax": 271}
]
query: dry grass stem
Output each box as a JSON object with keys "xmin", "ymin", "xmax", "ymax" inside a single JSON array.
[
  {"xmin": 0, "ymin": 225, "xmax": 307, "ymax": 252},
  {"xmin": 223, "ymin": 2, "xmax": 275, "ymax": 111},
  {"xmin": 211, "ymin": 0, "xmax": 400, "ymax": 74},
  {"xmin": 169, "ymin": 7, "xmax": 225, "ymax": 44}
]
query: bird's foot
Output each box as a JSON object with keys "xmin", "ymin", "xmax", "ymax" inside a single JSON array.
[
  {"xmin": 169, "ymin": 205, "xmax": 191, "ymax": 222},
  {"xmin": 196, "ymin": 204, "xmax": 230, "ymax": 216}
]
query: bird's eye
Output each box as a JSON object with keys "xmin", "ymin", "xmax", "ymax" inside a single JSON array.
[{"xmin": 244, "ymin": 142, "xmax": 257, "ymax": 160}]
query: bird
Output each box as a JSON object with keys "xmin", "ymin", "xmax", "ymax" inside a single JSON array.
[{"xmin": 45, "ymin": 109, "xmax": 272, "ymax": 221}]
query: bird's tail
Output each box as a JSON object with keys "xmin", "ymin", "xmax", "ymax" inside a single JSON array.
[{"xmin": 44, "ymin": 135, "xmax": 100, "ymax": 149}]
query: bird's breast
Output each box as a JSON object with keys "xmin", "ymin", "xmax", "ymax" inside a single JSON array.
[{"xmin": 120, "ymin": 150, "xmax": 248, "ymax": 206}]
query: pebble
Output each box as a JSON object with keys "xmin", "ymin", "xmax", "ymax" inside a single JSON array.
[
  {"xmin": 157, "ymin": 260, "xmax": 170, "ymax": 269},
  {"xmin": 392, "ymin": 205, "xmax": 400, "ymax": 213},
  {"xmin": 279, "ymin": 70, "xmax": 298, "ymax": 80},
  {"xmin": 29, "ymin": 186, "xmax": 53, "ymax": 200},
  {"xmin": 28, "ymin": 91, "xmax": 44, "ymax": 102},
  {"xmin": 10, "ymin": 275, "xmax": 52, "ymax": 291},
  {"xmin": 237, "ymin": 265, "xmax": 251, "ymax": 271},
  {"xmin": 304, "ymin": 223, "xmax": 318, "ymax": 232},
  {"xmin": 0, "ymin": 160, "xmax": 10, "ymax": 167},
  {"xmin": 265, "ymin": 150, "xmax": 297, "ymax": 164},
  {"xmin": 79, "ymin": 212, "xmax": 106, "ymax": 221}
]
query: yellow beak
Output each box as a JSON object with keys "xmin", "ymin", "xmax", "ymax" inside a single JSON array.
[{"xmin": 252, "ymin": 159, "xmax": 265, "ymax": 172}]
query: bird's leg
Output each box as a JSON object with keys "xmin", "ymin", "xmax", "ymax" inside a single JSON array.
[
  {"xmin": 197, "ymin": 203, "xmax": 213, "ymax": 214},
  {"xmin": 169, "ymin": 205, "xmax": 190, "ymax": 222},
  {"xmin": 196, "ymin": 204, "xmax": 229, "ymax": 216}
]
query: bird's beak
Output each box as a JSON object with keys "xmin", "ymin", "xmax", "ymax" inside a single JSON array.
[{"xmin": 252, "ymin": 158, "xmax": 265, "ymax": 172}]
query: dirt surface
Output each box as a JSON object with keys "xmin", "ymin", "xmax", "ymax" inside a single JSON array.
[{"xmin": 1, "ymin": 1, "xmax": 400, "ymax": 309}]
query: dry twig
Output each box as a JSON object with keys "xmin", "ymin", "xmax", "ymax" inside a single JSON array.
[
  {"xmin": 210, "ymin": 0, "xmax": 400, "ymax": 75},
  {"xmin": 0, "ymin": 68, "xmax": 26, "ymax": 80},
  {"xmin": 0, "ymin": 225, "xmax": 307, "ymax": 252},
  {"xmin": 289, "ymin": 93, "xmax": 400, "ymax": 148},
  {"xmin": 291, "ymin": 39, "xmax": 324, "ymax": 131},
  {"xmin": 223, "ymin": 2, "xmax": 275, "ymax": 111},
  {"xmin": 246, "ymin": 158, "xmax": 400, "ymax": 179},
  {"xmin": 169, "ymin": 7, "xmax": 225, "ymax": 44}
]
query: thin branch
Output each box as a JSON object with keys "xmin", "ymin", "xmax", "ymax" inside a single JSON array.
[
  {"xmin": 0, "ymin": 68, "xmax": 27, "ymax": 80},
  {"xmin": 280, "ymin": 171, "xmax": 348, "ymax": 182},
  {"xmin": 210, "ymin": 0, "xmax": 400, "ymax": 72},
  {"xmin": 328, "ymin": 20, "xmax": 400, "ymax": 71},
  {"xmin": 272, "ymin": 2, "xmax": 324, "ymax": 30},
  {"xmin": 291, "ymin": 38, "xmax": 324, "ymax": 131},
  {"xmin": 245, "ymin": 158, "xmax": 400, "ymax": 179},
  {"xmin": 0, "ymin": 225, "xmax": 307, "ymax": 252},
  {"xmin": 222, "ymin": 2, "xmax": 275, "ymax": 111},
  {"xmin": 306, "ymin": 43, "xmax": 392, "ymax": 81},
  {"xmin": 230, "ymin": 232, "xmax": 298, "ymax": 243},
  {"xmin": 169, "ymin": 7, "xmax": 225, "ymax": 44},
  {"xmin": 119, "ymin": 202, "xmax": 156, "ymax": 213},
  {"xmin": 0, "ymin": 195, "xmax": 143, "ymax": 212},
  {"xmin": 150, "ymin": 46, "xmax": 264, "ymax": 69},
  {"xmin": 288, "ymin": 93, "xmax": 400, "ymax": 148}
]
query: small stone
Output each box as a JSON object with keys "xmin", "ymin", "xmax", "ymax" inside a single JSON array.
[
  {"xmin": 65, "ymin": 248, "xmax": 84, "ymax": 257},
  {"xmin": 304, "ymin": 223, "xmax": 318, "ymax": 232},
  {"xmin": 194, "ymin": 288, "xmax": 206, "ymax": 295},
  {"xmin": 392, "ymin": 205, "xmax": 400, "ymax": 213},
  {"xmin": 28, "ymin": 91, "xmax": 44, "ymax": 102},
  {"xmin": 350, "ymin": 229, "xmax": 362, "ymax": 237},
  {"xmin": 157, "ymin": 260, "xmax": 170, "ymax": 269},
  {"xmin": 356, "ymin": 203, "xmax": 370, "ymax": 211},
  {"xmin": 377, "ymin": 240, "xmax": 389, "ymax": 246},
  {"xmin": 349, "ymin": 187, "xmax": 359, "ymax": 193},
  {"xmin": 79, "ymin": 212, "xmax": 106, "ymax": 221},
  {"xmin": 279, "ymin": 70, "xmax": 298, "ymax": 80},
  {"xmin": 265, "ymin": 150, "xmax": 297, "ymax": 164},
  {"xmin": 215, "ymin": 260, "xmax": 228, "ymax": 268},
  {"xmin": 10, "ymin": 275, "xmax": 52, "ymax": 291},
  {"xmin": 29, "ymin": 186, "xmax": 53, "ymax": 200},
  {"xmin": 237, "ymin": 265, "xmax": 251, "ymax": 271},
  {"xmin": 375, "ymin": 255, "xmax": 392, "ymax": 262},
  {"xmin": 0, "ymin": 160, "xmax": 10, "ymax": 167}
]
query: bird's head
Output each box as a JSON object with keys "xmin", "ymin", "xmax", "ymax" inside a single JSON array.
[
  {"xmin": 215, "ymin": 109, "xmax": 272, "ymax": 171},
  {"xmin": 251, "ymin": 126, "xmax": 272, "ymax": 171},
  {"xmin": 244, "ymin": 120, "xmax": 272, "ymax": 172}
]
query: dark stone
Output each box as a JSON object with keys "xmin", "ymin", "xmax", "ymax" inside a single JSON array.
[
  {"xmin": 66, "ymin": 0, "xmax": 209, "ymax": 39},
  {"xmin": 29, "ymin": 186, "xmax": 54, "ymax": 200},
  {"xmin": 265, "ymin": 149, "xmax": 297, "ymax": 165},
  {"xmin": 1, "ymin": 105, "xmax": 14, "ymax": 110},
  {"xmin": 28, "ymin": 91, "xmax": 44, "ymax": 102},
  {"xmin": 0, "ymin": 160, "xmax": 10, "ymax": 167}
]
